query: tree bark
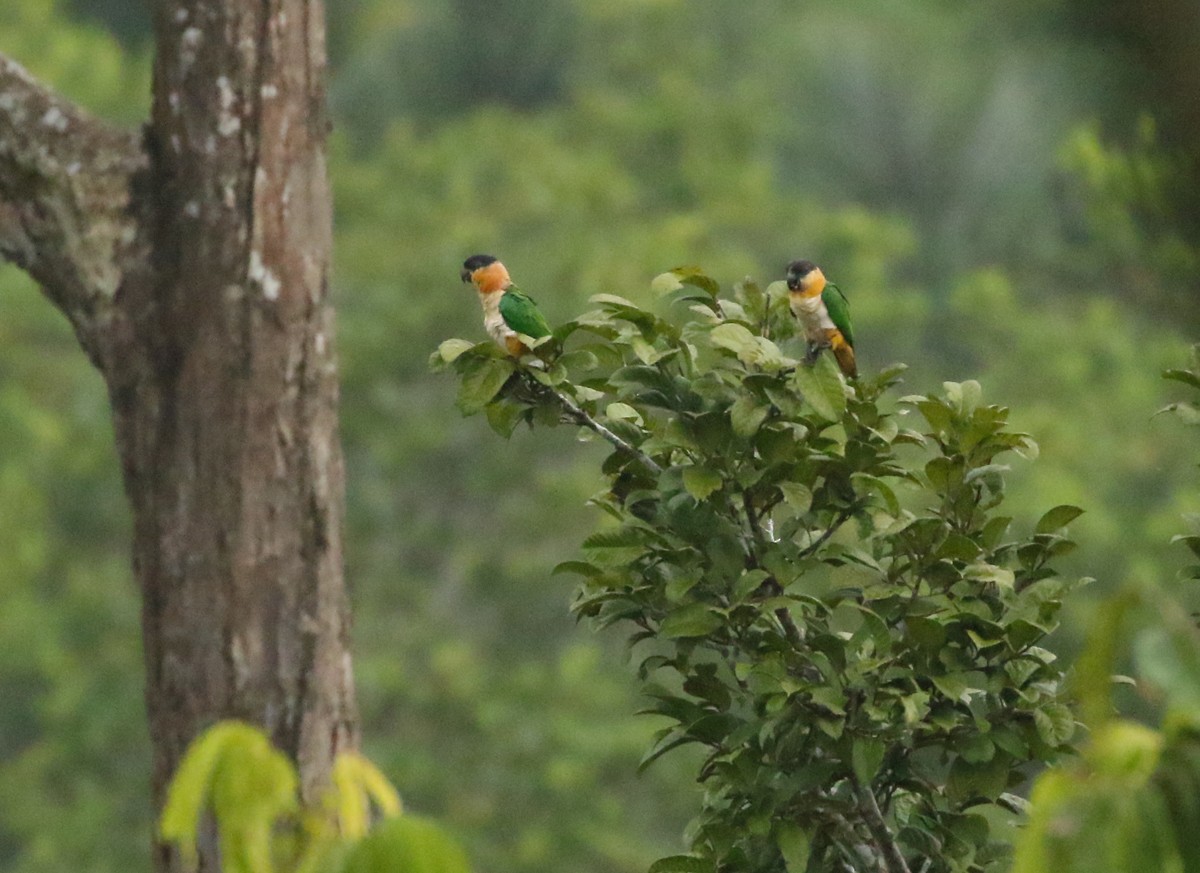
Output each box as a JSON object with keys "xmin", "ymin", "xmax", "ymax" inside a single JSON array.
[{"xmin": 0, "ymin": 1, "xmax": 358, "ymax": 870}]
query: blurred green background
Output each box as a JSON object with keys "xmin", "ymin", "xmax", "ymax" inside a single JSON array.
[{"xmin": 0, "ymin": 1, "xmax": 1197, "ymax": 871}]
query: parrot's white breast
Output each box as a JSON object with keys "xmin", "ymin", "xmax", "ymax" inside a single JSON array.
[
  {"xmin": 478, "ymin": 290, "xmax": 517, "ymax": 348},
  {"xmin": 790, "ymin": 293, "xmax": 835, "ymax": 343}
]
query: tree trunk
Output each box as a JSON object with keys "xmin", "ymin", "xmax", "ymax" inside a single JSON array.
[{"xmin": 0, "ymin": 1, "xmax": 358, "ymax": 870}]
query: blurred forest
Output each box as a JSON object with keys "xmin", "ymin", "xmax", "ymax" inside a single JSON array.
[{"xmin": 0, "ymin": 1, "xmax": 1197, "ymax": 871}]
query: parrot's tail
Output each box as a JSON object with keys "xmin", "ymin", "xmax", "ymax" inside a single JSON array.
[{"xmin": 830, "ymin": 334, "xmax": 857, "ymax": 379}]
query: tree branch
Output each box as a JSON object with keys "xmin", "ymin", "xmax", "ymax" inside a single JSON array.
[
  {"xmin": 0, "ymin": 52, "xmax": 146, "ymax": 368},
  {"xmin": 853, "ymin": 781, "xmax": 912, "ymax": 873},
  {"xmin": 528, "ymin": 373, "xmax": 663, "ymax": 475}
]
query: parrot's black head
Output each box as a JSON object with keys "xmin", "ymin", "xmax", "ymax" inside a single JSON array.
[
  {"xmin": 461, "ymin": 254, "xmax": 498, "ymax": 283},
  {"xmin": 785, "ymin": 259, "xmax": 818, "ymax": 291}
]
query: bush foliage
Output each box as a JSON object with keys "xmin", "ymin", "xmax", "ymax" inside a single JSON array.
[{"xmin": 437, "ymin": 270, "xmax": 1084, "ymax": 872}]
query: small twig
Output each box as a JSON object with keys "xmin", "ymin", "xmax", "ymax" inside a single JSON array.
[
  {"xmin": 529, "ymin": 374, "xmax": 663, "ymax": 475},
  {"xmin": 799, "ymin": 503, "xmax": 860, "ymax": 558},
  {"xmin": 757, "ymin": 575, "xmax": 804, "ymax": 648}
]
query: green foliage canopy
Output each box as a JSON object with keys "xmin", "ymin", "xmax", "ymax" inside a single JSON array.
[{"xmin": 437, "ymin": 270, "xmax": 1084, "ymax": 872}]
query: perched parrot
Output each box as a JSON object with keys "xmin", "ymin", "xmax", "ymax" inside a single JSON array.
[
  {"xmin": 785, "ymin": 259, "xmax": 857, "ymax": 379},
  {"xmin": 460, "ymin": 254, "xmax": 553, "ymax": 357}
]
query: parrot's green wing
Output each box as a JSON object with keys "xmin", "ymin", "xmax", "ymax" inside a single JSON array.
[
  {"xmin": 499, "ymin": 285, "xmax": 552, "ymax": 339},
  {"xmin": 822, "ymin": 282, "xmax": 854, "ymax": 347}
]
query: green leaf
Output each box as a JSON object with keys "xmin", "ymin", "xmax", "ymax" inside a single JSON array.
[
  {"xmin": 932, "ymin": 673, "xmax": 970, "ymax": 702},
  {"xmin": 341, "ymin": 815, "xmax": 472, "ymax": 873},
  {"xmin": 957, "ymin": 733, "xmax": 996, "ymax": 764},
  {"xmin": 660, "ymin": 603, "xmax": 723, "ymax": 639},
  {"xmin": 910, "ymin": 398, "xmax": 954, "ymax": 433},
  {"xmin": 668, "ymin": 266, "xmax": 721, "ymax": 298},
  {"xmin": 730, "ymin": 394, "xmax": 770, "ymax": 438},
  {"xmin": 709, "ymin": 323, "xmax": 786, "ymax": 369},
  {"xmin": 651, "ymin": 272, "xmax": 685, "ymax": 295},
  {"xmin": 159, "ymin": 721, "xmax": 299, "ymax": 873},
  {"xmin": 590, "ymin": 292, "xmax": 645, "ymax": 310},
  {"xmin": 809, "ymin": 685, "xmax": 846, "ymax": 715},
  {"xmin": 947, "ymin": 752, "xmax": 1009, "ymax": 801},
  {"xmin": 1158, "ymin": 401, "xmax": 1200, "ymax": 425},
  {"xmin": 638, "ymin": 729, "xmax": 694, "ymax": 772},
  {"xmin": 648, "ymin": 855, "xmax": 714, "ymax": 873},
  {"xmin": 1033, "ymin": 703, "xmax": 1076, "ymax": 746},
  {"xmin": 775, "ymin": 824, "xmax": 812, "ymax": 873},
  {"xmin": 792, "ymin": 353, "xmax": 846, "ymax": 421},
  {"xmin": 1163, "ymin": 368, "xmax": 1200, "ymax": 389},
  {"xmin": 582, "ymin": 526, "xmax": 650, "ymax": 567},
  {"xmin": 551, "ymin": 561, "xmax": 603, "ymax": 578},
  {"xmin": 938, "ymin": 533, "xmax": 983, "ymax": 562},
  {"xmin": 456, "ymin": 358, "xmax": 515, "ymax": 415},
  {"xmin": 732, "ymin": 569, "xmax": 770, "ymax": 602},
  {"xmin": 682, "ymin": 466, "xmax": 723, "ymax": 501},
  {"xmin": 484, "ymin": 400, "xmax": 524, "ymax": 437},
  {"xmin": 434, "ymin": 338, "xmax": 477, "ymax": 364},
  {"xmin": 945, "ymin": 380, "xmax": 983, "ymax": 416},
  {"xmin": 778, "ymin": 482, "xmax": 813, "ymax": 514},
  {"xmin": 631, "ymin": 336, "xmax": 676, "ymax": 365},
  {"xmin": 605, "ymin": 402, "xmax": 644, "ymax": 425},
  {"xmin": 330, "ymin": 752, "xmax": 403, "ymax": 839},
  {"xmin": 965, "ymin": 562, "xmax": 1015, "ymax": 589},
  {"xmin": 1035, "ymin": 505, "xmax": 1085, "ymax": 534},
  {"xmin": 851, "ymin": 736, "xmax": 886, "ymax": 784},
  {"xmin": 666, "ymin": 571, "xmax": 702, "ymax": 603},
  {"xmin": 708, "ymin": 322, "xmax": 756, "ymax": 357},
  {"xmin": 906, "ymin": 616, "xmax": 947, "ymax": 651},
  {"xmin": 901, "ymin": 691, "xmax": 931, "ymax": 723}
]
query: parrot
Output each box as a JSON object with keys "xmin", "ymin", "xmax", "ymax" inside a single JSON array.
[
  {"xmin": 460, "ymin": 254, "xmax": 553, "ymax": 357},
  {"xmin": 785, "ymin": 259, "xmax": 857, "ymax": 379}
]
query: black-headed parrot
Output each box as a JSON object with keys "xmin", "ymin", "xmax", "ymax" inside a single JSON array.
[
  {"xmin": 785, "ymin": 259, "xmax": 857, "ymax": 379},
  {"xmin": 460, "ymin": 254, "xmax": 552, "ymax": 357}
]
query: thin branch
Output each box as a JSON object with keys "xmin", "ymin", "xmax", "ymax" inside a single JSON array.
[
  {"xmin": 852, "ymin": 781, "xmax": 912, "ymax": 873},
  {"xmin": 528, "ymin": 373, "xmax": 663, "ymax": 475},
  {"xmin": 799, "ymin": 503, "xmax": 860, "ymax": 559},
  {"xmin": 825, "ymin": 809, "xmax": 884, "ymax": 873},
  {"xmin": 737, "ymin": 491, "xmax": 806, "ymax": 647},
  {"xmin": 0, "ymin": 51, "xmax": 145, "ymax": 368}
]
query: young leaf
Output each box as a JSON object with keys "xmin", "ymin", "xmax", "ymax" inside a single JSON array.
[
  {"xmin": 160, "ymin": 721, "xmax": 299, "ymax": 873},
  {"xmin": 330, "ymin": 752, "xmax": 403, "ymax": 840}
]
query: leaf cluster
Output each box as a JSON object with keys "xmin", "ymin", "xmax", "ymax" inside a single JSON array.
[
  {"xmin": 159, "ymin": 721, "xmax": 469, "ymax": 873},
  {"xmin": 438, "ymin": 270, "xmax": 1083, "ymax": 873}
]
